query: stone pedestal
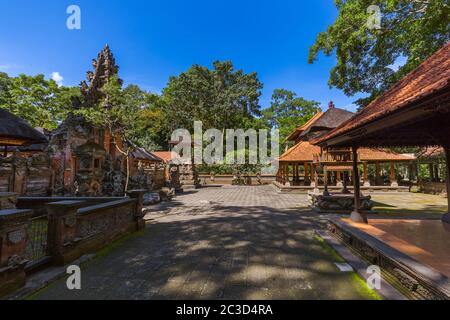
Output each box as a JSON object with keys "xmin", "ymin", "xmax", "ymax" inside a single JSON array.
[
  {"xmin": 308, "ymin": 191, "xmax": 374, "ymax": 213},
  {"xmin": 442, "ymin": 214, "xmax": 450, "ymax": 224},
  {"xmin": 0, "ymin": 192, "xmax": 18, "ymax": 210},
  {"xmin": 0, "ymin": 208, "xmax": 33, "ymax": 297},
  {"xmin": 179, "ymin": 164, "xmax": 200, "ymax": 190},
  {"xmin": 127, "ymin": 189, "xmax": 146, "ymax": 230},
  {"xmin": 46, "ymin": 201, "xmax": 86, "ymax": 265}
]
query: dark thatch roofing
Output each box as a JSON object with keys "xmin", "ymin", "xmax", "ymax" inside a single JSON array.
[
  {"xmin": 300, "ymin": 107, "xmax": 354, "ymax": 140},
  {"xmin": 0, "ymin": 109, "xmax": 48, "ymax": 146}
]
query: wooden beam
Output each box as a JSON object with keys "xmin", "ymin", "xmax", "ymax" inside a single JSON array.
[{"xmin": 350, "ymin": 147, "xmax": 367, "ymax": 224}]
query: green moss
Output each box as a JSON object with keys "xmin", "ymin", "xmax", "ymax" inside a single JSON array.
[
  {"xmin": 314, "ymin": 234, "xmax": 345, "ymax": 263},
  {"xmin": 314, "ymin": 233, "xmax": 381, "ymax": 300},
  {"xmin": 350, "ymin": 272, "xmax": 382, "ymax": 300}
]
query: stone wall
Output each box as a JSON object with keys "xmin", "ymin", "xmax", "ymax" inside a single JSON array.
[
  {"xmin": 0, "ymin": 153, "xmax": 52, "ymax": 196},
  {"xmin": 198, "ymin": 174, "xmax": 276, "ymax": 186},
  {"xmin": 0, "ymin": 190, "xmax": 146, "ymax": 298}
]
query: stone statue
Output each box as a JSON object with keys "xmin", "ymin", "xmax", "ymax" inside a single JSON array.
[{"xmin": 112, "ymin": 171, "xmax": 125, "ymax": 196}]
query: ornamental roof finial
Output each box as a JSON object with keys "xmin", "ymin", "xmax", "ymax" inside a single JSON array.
[{"xmin": 328, "ymin": 101, "xmax": 335, "ymax": 109}]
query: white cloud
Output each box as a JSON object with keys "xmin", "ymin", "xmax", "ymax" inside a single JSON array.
[{"xmin": 51, "ymin": 72, "xmax": 64, "ymax": 86}]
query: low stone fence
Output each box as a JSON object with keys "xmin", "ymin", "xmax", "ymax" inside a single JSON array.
[
  {"xmin": 0, "ymin": 190, "xmax": 146, "ymax": 298},
  {"xmin": 198, "ymin": 174, "xmax": 276, "ymax": 186},
  {"xmin": 417, "ymin": 181, "xmax": 447, "ymax": 196}
]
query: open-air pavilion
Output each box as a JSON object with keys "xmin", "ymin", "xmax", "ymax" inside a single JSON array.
[
  {"xmin": 312, "ymin": 42, "xmax": 450, "ymax": 299},
  {"xmin": 276, "ymin": 105, "xmax": 416, "ymax": 191}
]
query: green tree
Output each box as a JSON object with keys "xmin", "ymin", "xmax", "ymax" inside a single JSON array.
[
  {"xmin": 309, "ymin": 0, "xmax": 450, "ymax": 107},
  {"xmin": 262, "ymin": 89, "xmax": 320, "ymax": 149},
  {"xmin": 0, "ymin": 73, "xmax": 79, "ymax": 129},
  {"xmin": 161, "ymin": 61, "xmax": 263, "ymax": 133}
]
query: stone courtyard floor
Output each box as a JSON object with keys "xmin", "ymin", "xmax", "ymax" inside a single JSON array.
[{"xmin": 31, "ymin": 185, "xmax": 446, "ymax": 300}]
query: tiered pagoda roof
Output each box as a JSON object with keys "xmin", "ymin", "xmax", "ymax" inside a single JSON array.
[{"xmin": 279, "ymin": 102, "xmax": 417, "ymax": 163}]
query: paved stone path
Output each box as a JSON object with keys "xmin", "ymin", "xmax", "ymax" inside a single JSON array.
[{"xmin": 33, "ymin": 185, "xmax": 378, "ymax": 300}]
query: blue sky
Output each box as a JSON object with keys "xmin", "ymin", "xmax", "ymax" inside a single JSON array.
[{"xmin": 0, "ymin": 0, "xmax": 367, "ymax": 111}]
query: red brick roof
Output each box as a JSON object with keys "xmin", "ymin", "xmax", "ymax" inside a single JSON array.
[
  {"xmin": 152, "ymin": 151, "xmax": 180, "ymax": 163},
  {"xmin": 358, "ymin": 148, "xmax": 415, "ymax": 162},
  {"xmin": 279, "ymin": 141, "xmax": 321, "ymax": 162},
  {"xmin": 418, "ymin": 146, "xmax": 444, "ymax": 158},
  {"xmin": 313, "ymin": 42, "xmax": 450, "ymax": 145},
  {"xmin": 279, "ymin": 144, "xmax": 415, "ymax": 163}
]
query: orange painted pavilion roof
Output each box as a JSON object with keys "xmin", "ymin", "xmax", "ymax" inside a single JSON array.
[
  {"xmin": 152, "ymin": 151, "xmax": 180, "ymax": 163},
  {"xmin": 358, "ymin": 148, "xmax": 416, "ymax": 162},
  {"xmin": 418, "ymin": 146, "xmax": 444, "ymax": 158},
  {"xmin": 279, "ymin": 143, "xmax": 415, "ymax": 163},
  {"xmin": 279, "ymin": 141, "xmax": 321, "ymax": 162}
]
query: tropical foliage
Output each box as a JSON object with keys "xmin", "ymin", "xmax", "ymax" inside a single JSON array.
[{"xmin": 309, "ymin": 0, "xmax": 450, "ymax": 107}]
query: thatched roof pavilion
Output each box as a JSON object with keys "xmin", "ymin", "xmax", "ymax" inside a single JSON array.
[{"xmin": 0, "ymin": 109, "xmax": 48, "ymax": 147}]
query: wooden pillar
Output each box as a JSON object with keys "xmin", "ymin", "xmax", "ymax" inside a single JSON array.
[
  {"xmin": 304, "ymin": 162, "xmax": 308, "ymax": 177},
  {"xmin": 350, "ymin": 147, "xmax": 367, "ymax": 224},
  {"xmin": 443, "ymin": 147, "xmax": 450, "ymax": 223},
  {"xmin": 363, "ymin": 162, "xmax": 368, "ymax": 181},
  {"xmin": 314, "ymin": 165, "xmax": 319, "ymax": 188},
  {"xmin": 390, "ymin": 161, "xmax": 395, "ymax": 182},
  {"xmin": 429, "ymin": 163, "xmax": 435, "ymax": 181}
]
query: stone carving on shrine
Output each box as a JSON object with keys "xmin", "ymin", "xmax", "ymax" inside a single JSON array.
[
  {"xmin": 49, "ymin": 45, "xmax": 127, "ymax": 196},
  {"xmin": 0, "ymin": 145, "xmax": 52, "ymax": 196}
]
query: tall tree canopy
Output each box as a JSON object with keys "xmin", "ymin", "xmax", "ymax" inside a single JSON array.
[
  {"xmin": 161, "ymin": 61, "xmax": 263, "ymax": 133},
  {"xmin": 309, "ymin": 0, "xmax": 450, "ymax": 106},
  {"xmin": 263, "ymin": 89, "xmax": 320, "ymax": 149},
  {"xmin": 0, "ymin": 72, "xmax": 79, "ymax": 129}
]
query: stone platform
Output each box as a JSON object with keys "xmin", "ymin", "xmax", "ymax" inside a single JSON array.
[
  {"xmin": 328, "ymin": 218, "xmax": 450, "ymax": 300},
  {"xmin": 273, "ymin": 181, "xmax": 410, "ymax": 194}
]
